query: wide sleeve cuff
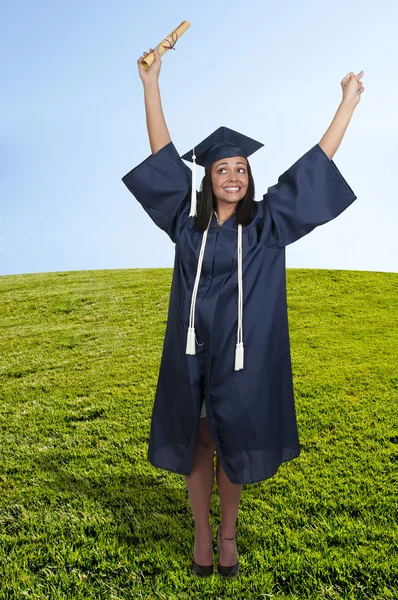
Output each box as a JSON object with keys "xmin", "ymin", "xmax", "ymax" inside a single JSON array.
[
  {"xmin": 260, "ymin": 143, "xmax": 357, "ymax": 248},
  {"xmin": 121, "ymin": 141, "xmax": 192, "ymax": 243}
]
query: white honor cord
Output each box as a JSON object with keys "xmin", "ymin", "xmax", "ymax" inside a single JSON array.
[
  {"xmin": 235, "ymin": 223, "xmax": 244, "ymax": 370},
  {"xmin": 186, "ymin": 213, "xmax": 213, "ymax": 354}
]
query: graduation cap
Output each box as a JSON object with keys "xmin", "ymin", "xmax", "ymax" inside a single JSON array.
[{"xmin": 181, "ymin": 126, "xmax": 264, "ymax": 216}]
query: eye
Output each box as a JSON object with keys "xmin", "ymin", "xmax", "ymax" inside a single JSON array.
[{"xmin": 217, "ymin": 167, "xmax": 246, "ymax": 174}]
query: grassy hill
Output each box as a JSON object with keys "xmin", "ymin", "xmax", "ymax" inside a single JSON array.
[{"xmin": 0, "ymin": 268, "xmax": 397, "ymax": 599}]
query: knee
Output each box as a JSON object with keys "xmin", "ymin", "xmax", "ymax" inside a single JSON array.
[
  {"xmin": 196, "ymin": 437, "xmax": 216, "ymax": 453},
  {"xmin": 196, "ymin": 430, "xmax": 216, "ymax": 452},
  {"xmin": 195, "ymin": 417, "xmax": 216, "ymax": 452}
]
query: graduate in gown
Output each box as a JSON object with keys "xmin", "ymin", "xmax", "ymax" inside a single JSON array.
[{"xmin": 122, "ymin": 46, "xmax": 364, "ymax": 576}]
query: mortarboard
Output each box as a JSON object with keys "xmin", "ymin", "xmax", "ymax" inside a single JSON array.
[
  {"xmin": 181, "ymin": 126, "xmax": 264, "ymax": 217},
  {"xmin": 182, "ymin": 127, "xmax": 264, "ymax": 371}
]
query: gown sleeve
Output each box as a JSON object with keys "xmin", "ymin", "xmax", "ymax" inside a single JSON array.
[
  {"xmin": 121, "ymin": 141, "xmax": 192, "ymax": 243},
  {"xmin": 259, "ymin": 143, "xmax": 357, "ymax": 248}
]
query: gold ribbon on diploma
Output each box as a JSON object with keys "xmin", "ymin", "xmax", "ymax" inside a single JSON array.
[{"xmin": 140, "ymin": 20, "xmax": 191, "ymax": 71}]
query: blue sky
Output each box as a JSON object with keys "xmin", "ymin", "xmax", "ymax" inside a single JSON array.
[{"xmin": 2, "ymin": 0, "xmax": 397, "ymax": 276}]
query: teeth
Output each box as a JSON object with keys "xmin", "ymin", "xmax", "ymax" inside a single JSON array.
[{"xmin": 224, "ymin": 187, "xmax": 240, "ymax": 191}]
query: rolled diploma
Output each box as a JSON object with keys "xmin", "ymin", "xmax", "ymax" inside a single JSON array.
[{"xmin": 140, "ymin": 20, "xmax": 190, "ymax": 71}]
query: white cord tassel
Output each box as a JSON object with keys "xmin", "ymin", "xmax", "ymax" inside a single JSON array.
[
  {"xmin": 235, "ymin": 224, "xmax": 244, "ymax": 370},
  {"xmin": 186, "ymin": 327, "xmax": 196, "ymax": 354},
  {"xmin": 235, "ymin": 342, "xmax": 244, "ymax": 370},
  {"xmin": 189, "ymin": 148, "xmax": 197, "ymax": 217},
  {"xmin": 186, "ymin": 214, "xmax": 212, "ymax": 355}
]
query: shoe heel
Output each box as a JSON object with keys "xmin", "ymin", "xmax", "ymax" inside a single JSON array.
[{"xmin": 217, "ymin": 524, "xmax": 240, "ymax": 577}]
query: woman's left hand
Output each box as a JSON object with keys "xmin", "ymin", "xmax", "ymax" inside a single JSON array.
[{"xmin": 341, "ymin": 71, "xmax": 365, "ymax": 108}]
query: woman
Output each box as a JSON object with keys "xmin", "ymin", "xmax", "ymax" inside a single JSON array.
[{"xmin": 122, "ymin": 47, "xmax": 364, "ymax": 577}]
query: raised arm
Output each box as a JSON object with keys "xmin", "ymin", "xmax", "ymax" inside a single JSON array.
[
  {"xmin": 122, "ymin": 49, "xmax": 191, "ymax": 242},
  {"xmin": 137, "ymin": 47, "xmax": 171, "ymax": 154},
  {"xmin": 318, "ymin": 70, "xmax": 364, "ymax": 160}
]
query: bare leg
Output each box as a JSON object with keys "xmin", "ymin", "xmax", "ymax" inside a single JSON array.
[
  {"xmin": 216, "ymin": 453, "xmax": 242, "ymax": 566},
  {"xmin": 184, "ymin": 417, "xmax": 216, "ymax": 565}
]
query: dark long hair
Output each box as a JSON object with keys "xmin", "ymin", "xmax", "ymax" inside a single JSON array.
[{"xmin": 193, "ymin": 160, "xmax": 256, "ymax": 233}]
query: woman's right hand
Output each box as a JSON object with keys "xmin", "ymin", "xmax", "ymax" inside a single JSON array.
[{"xmin": 137, "ymin": 47, "xmax": 162, "ymax": 84}]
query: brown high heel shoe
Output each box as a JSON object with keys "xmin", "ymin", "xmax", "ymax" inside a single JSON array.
[{"xmin": 217, "ymin": 524, "xmax": 240, "ymax": 577}]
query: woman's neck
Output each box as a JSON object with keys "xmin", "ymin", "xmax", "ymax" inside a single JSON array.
[{"xmin": 214, "ymin": 202, "xmax": 237, "ymax": 224}]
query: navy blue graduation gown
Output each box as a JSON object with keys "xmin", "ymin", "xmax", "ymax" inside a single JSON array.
[{"xmin": 122, "ymin": 141, "xmax": 357, "ymax": 484}]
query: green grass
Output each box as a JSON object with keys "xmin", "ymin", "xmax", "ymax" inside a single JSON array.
[{"xmin": 0, "ymin": 267, "xmax": 397, "ymax": 599}]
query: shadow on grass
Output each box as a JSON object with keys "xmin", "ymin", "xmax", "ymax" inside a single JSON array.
[{"xmin": 33, "ymin": 452, "xmax": 205, "ymax": 552}]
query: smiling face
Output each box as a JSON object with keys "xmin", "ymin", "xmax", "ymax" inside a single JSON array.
[{"xmin": 210, "ymin": 156, "xmax": 249, "ymax": 205}]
